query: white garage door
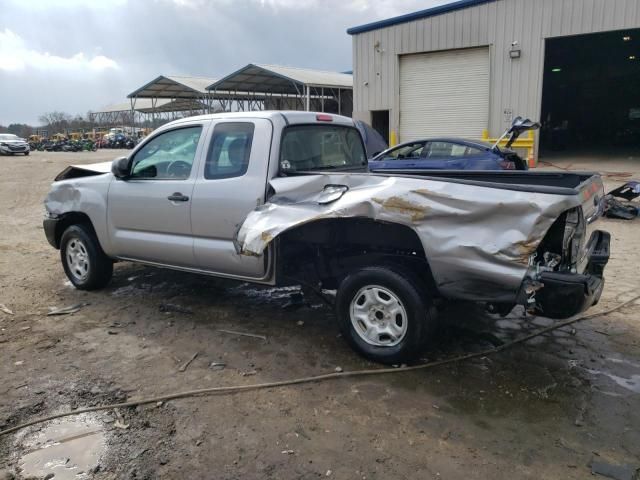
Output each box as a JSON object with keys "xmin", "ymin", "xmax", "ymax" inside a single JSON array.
[{"xmin": 399, "ymin": 47, "xmax": 490, "ymax": 142}]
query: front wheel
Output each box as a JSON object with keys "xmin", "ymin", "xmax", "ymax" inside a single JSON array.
[
  {"xmin": 60, "ymin": 224, "xmax": 113, "ymax": 290},
  {"xmin": 336, "ymin": 266, "xmax": 436, "ymax": 364}
]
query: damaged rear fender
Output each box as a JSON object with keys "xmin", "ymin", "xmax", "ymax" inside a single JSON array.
[{"xmin": 236, "ymin": 174, "xmax": 577, "ymax": 303}]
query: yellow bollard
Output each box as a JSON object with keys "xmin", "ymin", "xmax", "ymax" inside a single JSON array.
[{"xmin": 389, "ymin": 130, "xmax": 398, "ymax": 147}]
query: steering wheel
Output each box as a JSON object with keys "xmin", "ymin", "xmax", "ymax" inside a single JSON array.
[{"xmin": 166, "ymin": 160, "xmax": 191, "ymax": 178}]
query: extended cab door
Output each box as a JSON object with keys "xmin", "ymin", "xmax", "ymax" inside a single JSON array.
[
  {"xmin": 107, "ymin": 122, "xmax": 209, "ymax": 266},
  {"xmin": 190, "ymin": 119, "xmax": 272, "ymax": 278}
]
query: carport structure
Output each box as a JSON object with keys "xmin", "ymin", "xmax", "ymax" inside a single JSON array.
[
  {"xmin": 127, "ymin": 75, "xmax": 219, "ymax": 122},
  {"xmin": 207, "ymin": 64, "xmax": 353, "ymax": 116},
  {"xmin": 90, "ymin": 98, "xmax": 209, "ymax": 127}
]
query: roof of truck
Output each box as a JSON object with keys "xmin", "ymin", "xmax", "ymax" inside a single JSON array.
[{"xmin": 164, "ymin": 110, "xmax": 355, "ymax": 127}]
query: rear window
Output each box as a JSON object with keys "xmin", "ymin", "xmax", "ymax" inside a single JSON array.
[
  {"xmin": 279, "ymin": 125, "xmax": 366, "ymax": 173},
  {"xmin": 205, "ymin": 122, "xmax": 254, "ymax": 179}
]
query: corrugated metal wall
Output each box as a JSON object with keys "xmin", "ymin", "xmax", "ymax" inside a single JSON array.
[{"xmin": 352, "ymin": 0, "xmax": 640, "ymax": 141}]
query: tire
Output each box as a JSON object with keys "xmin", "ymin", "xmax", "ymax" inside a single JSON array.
[
  {"xmin": 25, "ymin": 151, "xmax": 30, "ymax": 156},
  {"xmin": 336, "ymin": 266, "xmax": 436, "ymax": 365},
  {"xmin": 60, "ymin": 224, "xmax": 113, "ymax": 290}
]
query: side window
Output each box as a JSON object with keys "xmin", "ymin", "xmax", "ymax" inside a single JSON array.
[
  {"xmin": 205, "ymin": 123, "xmax": 254, "ymax": 179},
  {"xmin": 130, "ymin": 126, "xmax": 202, "ymax": 180},
  {"xmin": 427, "ymin": 142, "xmax": 483, "ymax": 158},
  {"xmin": 426, "ymin": 141, "xmax": 454, "ymax": 158},
  {"xmin": 386, "ymin": 142, "xmax": 425, "ymax": 160}
]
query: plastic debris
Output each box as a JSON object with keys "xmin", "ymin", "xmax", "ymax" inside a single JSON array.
[
  {"xmin": 159, "ymin": 303, "xmax": 193, "ymax": 315},
  {"xmin": 0, "ymin": 304, "xmax": 14, "ymax": 315},
  {"xmin": 209, "ymin": 362, "xmax": 226, "ymax": 371},
  {"xmin": 218, "ymin": 329, "xmax": 267, "ymax": 341},
  {"xmin": 47, "ymin": 303, "xmax": 88, "ymax": 316}
]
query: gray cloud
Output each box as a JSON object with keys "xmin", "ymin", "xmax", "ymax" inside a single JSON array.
[{"xmin": 0, "ymin": 0, "xmax": 449, "ymax": 125}]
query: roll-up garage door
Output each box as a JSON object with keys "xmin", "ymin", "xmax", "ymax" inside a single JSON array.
[{"xmin": 399, "ymin": 47, "xmax": 490, "ymax": 142}]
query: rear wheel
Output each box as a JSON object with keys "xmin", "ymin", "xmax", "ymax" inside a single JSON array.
[
  {"xmin": 60, "ymin": 224, "xmax": 113, "ymax": 290},
  {"xmin": 336, "ymin": 266, "xmax": 436, "ymax": 364}
]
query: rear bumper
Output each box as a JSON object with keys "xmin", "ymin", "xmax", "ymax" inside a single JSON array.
[{"xmin": 534, "ymin": 230, "xmax": 610, "ymax": 319}]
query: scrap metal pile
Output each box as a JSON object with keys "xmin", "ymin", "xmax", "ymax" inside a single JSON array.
[{"xmin": 604, "ymin": 181, "xmax": 640, "ymax": 220}]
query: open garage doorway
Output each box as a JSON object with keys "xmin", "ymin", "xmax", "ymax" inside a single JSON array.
[{"xmin": 540, "ymin": 29, "xmax": 640, "ymax": 162}]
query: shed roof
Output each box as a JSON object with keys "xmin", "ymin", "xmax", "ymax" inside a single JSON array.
[
  {"xmin": 207, "ymin": 64, "xmax": 353, "ymax": 94},
  {"xmin": 347, "ymin": 0, "xmax": 494, "ymax": 35},
  {"xmin": 128, "ymin": 75, "xmax": 217, "ymax": 98},
  {"xmin": 95, "ymin": 98, "xmax": 207, "ymax": 114}
]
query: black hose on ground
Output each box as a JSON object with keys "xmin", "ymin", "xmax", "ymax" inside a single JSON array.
[{"xmin": 1, "ymin": 294, "xmax": 638, "ymax": 437}]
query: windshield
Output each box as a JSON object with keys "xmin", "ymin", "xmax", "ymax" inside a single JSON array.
[
  {"xmin": 0, "ymin": 134, "xmax": 19, "ymax": 141},
  {"xmin": 280, "ymin": 125, "xmax": 366, "ymax": 173}
]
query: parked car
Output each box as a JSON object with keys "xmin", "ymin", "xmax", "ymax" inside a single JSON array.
[
  {"xmin": 43, "ymin": 112, "xmax": 609, "ymax": 364},
  {"xmin": 0, "ymin": 134, "xmax": 30, "ymax": 156},
  {"xmin": 368, "ymin": 136, "xmax": 528, "ymax": 171}
]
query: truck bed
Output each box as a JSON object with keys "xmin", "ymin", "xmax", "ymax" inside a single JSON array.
[{"xmin": 371, "ymin": 169, "xmax": 598, "ymax": 196}]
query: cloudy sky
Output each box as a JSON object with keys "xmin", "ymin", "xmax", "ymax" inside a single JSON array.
[{"xmin": 0, "ymin": 0, "xmax": 451, "ymax": 125}]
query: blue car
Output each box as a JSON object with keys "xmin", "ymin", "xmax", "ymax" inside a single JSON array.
[{"xmin": 368, "ymin": 138, "xmax": 528, "ymax": 171}]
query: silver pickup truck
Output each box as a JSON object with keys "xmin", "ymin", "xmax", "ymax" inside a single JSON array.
[{"xmin": 44, "ymin": 111, "xmax": 610, "ymax": 364}]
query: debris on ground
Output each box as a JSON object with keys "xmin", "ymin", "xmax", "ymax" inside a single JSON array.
[
  {"xmin": 609, "ymin": 181, "xmax": 640, "ymax": 201},
  {"xmin": 334, "ymin": 366, "xmax": 343, "ymax": 373},
  {"xmin": 590, "ymin": 459, "xmax": 640, "ymax": 480},
  {"xmin": 46, "ymin": 303, "xmax": 88, "ymax": 316},
  {"xmin": 159, "ymin": 303, "xmax": 193, "ymax": 315},
  {"xmin": 113, "ymin": 408, "xmax": 130, "ymax": 430},
  {"xmin": 605, "ymin": 181, "xmax": 640, "ymax": 220},
  {"xmin": 209, "ymin": 362, "xmax": 226, "ymax": 371},
  {"xmin": 241, "ymin": 370, "xmax": 258, "ymax": 377},
  {"xmin": 218, "ymin": 329, "xmax": 267, "ymax": 341},
  {"xmin": 282, "ymin": 292, "xmax": 306, "ymax": 311},
  {"xmin": 178, "ymin": 352, "xmax": 199, "ymax": 372},
  {"xmin": 281, "ymin": 450, "xmax": 294, "ymax": 455},
  {"xmin": 0, "ymin": 304, "xmax": 14, "ymax": 315}
]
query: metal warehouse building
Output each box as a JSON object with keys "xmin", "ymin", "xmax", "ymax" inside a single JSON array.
[{"xmin": 348, "ymin": 0, "xmax": 640, "ymax": 159}]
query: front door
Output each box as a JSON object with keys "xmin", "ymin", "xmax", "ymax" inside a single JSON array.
[
  {"xmin": 107, "ymin": 123, "xmax": 208, "ymax": 267},
  {"xmin": 190, "ymin": 119, "xmax": 272, "ymax": 278}
]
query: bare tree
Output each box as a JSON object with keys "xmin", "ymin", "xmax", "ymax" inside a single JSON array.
[{"xmin": 38, "ymin": 111, "xmax": 72, "ymax": 135}]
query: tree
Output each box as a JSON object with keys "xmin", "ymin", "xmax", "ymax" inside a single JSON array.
[
  {"xmin": 38, "ymin": 111, "xmax": 72, "ymax": 135},
  {"xmin": 7, "ymin": 123, "xmax": 33, "ymax": 138}
]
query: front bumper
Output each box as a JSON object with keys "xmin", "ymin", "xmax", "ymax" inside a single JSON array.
[
  {"xmin": 43, "ymin": 217, "xmax": 60, "ymax": 248},
  {"xmin": 534, "ymin": 230, "xmax": 610, "ymax": 319},
  {"xmin": 0, "ymin": 144, "xmax": 29, "ymax": 153}
]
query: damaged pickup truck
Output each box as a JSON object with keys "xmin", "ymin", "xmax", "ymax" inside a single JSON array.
[{"xmin": 43, "ymin": 111, "xmax": 610, "ymax": 363}]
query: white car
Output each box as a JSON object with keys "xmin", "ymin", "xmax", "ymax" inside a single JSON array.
[{"xmin": 0, "ymin": 134, "xmax": 30, "ymax": 155}]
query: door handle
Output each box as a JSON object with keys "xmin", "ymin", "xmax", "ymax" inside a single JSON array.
[{"xmin": 167, "ymin": 192, "xmax": 189, "ymax": 202}]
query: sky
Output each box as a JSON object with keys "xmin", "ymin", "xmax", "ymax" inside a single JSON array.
[{"xmin": 0, "ymin": 0, "xmax": 451, "ymax": 125}]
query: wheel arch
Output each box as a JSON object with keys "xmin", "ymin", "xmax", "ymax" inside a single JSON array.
[
  {"xmin": 275, "ymin": 217, "xmax": 439, "ymax": 295},
  {"xmin": 54, "ymin": 212, "xmax": 98, "ymax": 249}
]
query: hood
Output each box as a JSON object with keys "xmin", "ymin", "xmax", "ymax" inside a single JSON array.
[{"xmin": 54, "ymin": 161, "xmax": 112, "ymax": 181}]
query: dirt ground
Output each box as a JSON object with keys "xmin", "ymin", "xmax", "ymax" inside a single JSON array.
[{"xmin": 1, "ymin": 149, "xmax": 639, "ymax": 479}]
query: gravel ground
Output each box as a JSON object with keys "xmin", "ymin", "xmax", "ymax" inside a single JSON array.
[{"xmin": 0, "ymin": 149, "xmax": 639, "ymax": 479}]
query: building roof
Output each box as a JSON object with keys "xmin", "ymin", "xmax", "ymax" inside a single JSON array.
[
  {"xmin": 207, "ymin": 64, "xmax": 353, "ymax": 94},
  {"xmin": 128, "ymin": 75, "xmax": 217, "ymax": 98},
  {"xmin": 347, "ymin": 0, "xmax": 494, "ymax": 35},
  {"xmin": 95, "ymin": 98, "xmax": 207, "ymax": 114}
]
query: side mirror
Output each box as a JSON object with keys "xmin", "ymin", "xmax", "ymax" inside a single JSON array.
[{"xmin": 111, "ymin": 156, "xmax": 130, "ymax": 179}]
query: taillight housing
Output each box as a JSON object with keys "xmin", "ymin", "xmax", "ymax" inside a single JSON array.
[
  {"xmin": 499, "ymin": 160, "xmax": 516, "ymax": 170},
  {"xmin": 316, "ymin": 114, "xmax": 333, "ymax": 122}
]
